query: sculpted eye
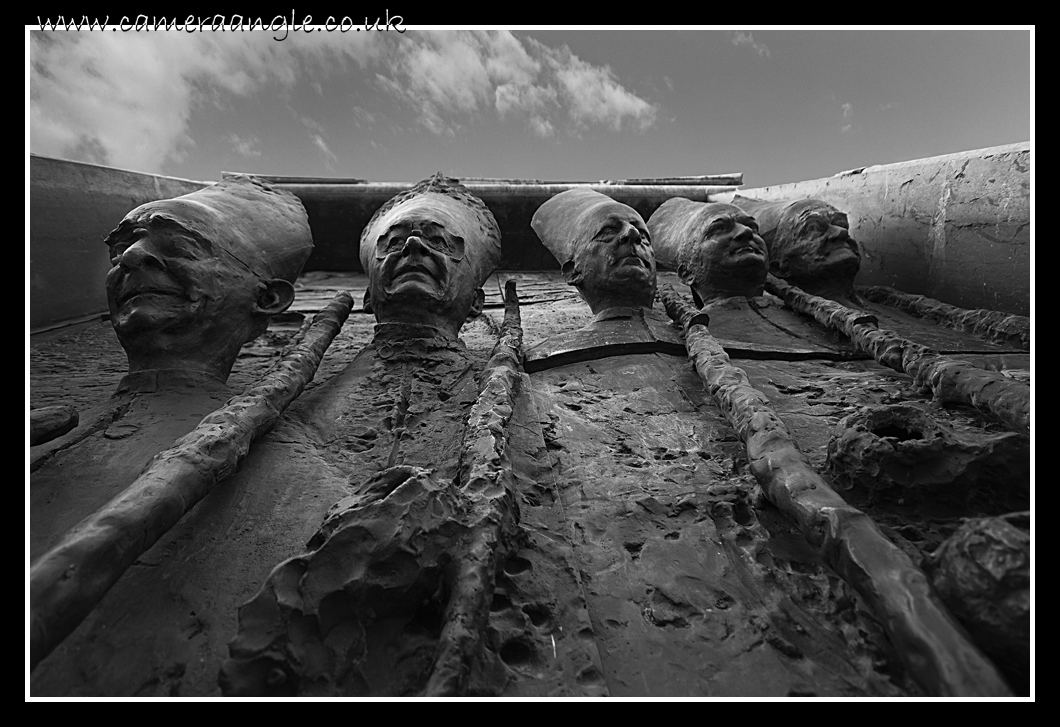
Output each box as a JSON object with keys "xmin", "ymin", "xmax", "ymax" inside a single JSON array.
[{"xmin": 707, "ymin": 220, "xmax": 731, "ymax": 236}]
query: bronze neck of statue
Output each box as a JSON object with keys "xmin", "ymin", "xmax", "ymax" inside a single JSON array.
[
  {"xmin": 371, "ymin": 322, "xmax": 468, "ymax": 361},
  {"xmin": 115, "ymin": 368, "xmax": 232, "ymax": 396}
]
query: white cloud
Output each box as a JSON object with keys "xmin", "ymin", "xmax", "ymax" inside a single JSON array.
[
  {"xmin": 311, "ymin": 134, "xmax": 339, "ymax": 168},
  {"xmin": 529, "ymin": 116, "xmax": 555, "ymax": 138},
  {"xmin": 538, "ymin": 43, "xmax": 656, "ymax": 132},
  {"xmin": 30, "ymin": 30, "xmax": 657, "ymax": 173},
  {"xmin": 731, "ymin": 31, "xmax": 771, "ymax": 58},
  {"xmin": 30, "ymin": 29, "xmax": 378, "ymax": 174},
  {"xmin": 228, "ymin": 132, "xmax": 262, "ymax": 157},
  {"xmin": 842, "ymin": 102, "xmax": 854, "ymax": 118},
  {"xmin": 841, "ymin": 124, "xmax": 853, "ymax": 134},
  {"xmin": 384, "ymin": 32, "xmax": 492, "ymax": 121},
  {"xmin": 376, "ymin": 31, "xmax": 657, "ymax": 135}
]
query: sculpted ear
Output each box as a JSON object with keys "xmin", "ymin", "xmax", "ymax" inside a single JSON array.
[
  {"xmin": 255, "ymin": 279, "xmax": 296, "ymax": 316},
  {"xmin": 561, "ymin": 260, "xmax": 582, "ymax": 287},
  {"xmin": 362, "ymin": 288, "xmax": 374, "ymax": 314},
  {"xmin": 466, "ymin": 288, "xmax": 486, "ymax": 320}
]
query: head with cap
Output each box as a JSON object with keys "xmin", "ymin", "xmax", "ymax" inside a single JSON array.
[
  {"xmin": 648, "ymin": 199, "xmax": 767, "ymax": 306},
  {"xmin": 531, "ymin": 189, "xmax": 656, "ymax": 314},
  {"xmin": 104, "ymin": 175, "xmax": 313, "ymax": 381},
  {"xmin": 733, "ymin": 196, "xmax": 860, "ymax": 295},
  {"xmin": 360, "ymin": 173, "xmax": 501, "ymax": 338}
]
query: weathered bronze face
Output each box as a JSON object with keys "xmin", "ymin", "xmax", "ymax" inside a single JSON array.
[
  {"xmin": 532, "ymin": 189, "xmax": 656, "ymax": 313},
  {"xmin": 680, "ymin": 204, "xmax": 766, "ymax": 304},
  {"xmin": 107, "ymin": 220, "xmax": 257, "ymax": 336},
  {"xmin": 360, "ymin": 176, "xmax": 501, "ymax": 337},
  {"xmin": 648, "ymin": 199, "xmax": 767, "ymax": 305},
  {"xmin": 572, "ymin": 201, "xmax": 656, "ymax": 310},
  {"xmin": 104, "ymin": 178, "xmax": 311, "ymax": 380},
  {"xmin": 367, "ymin": 200, "xmax": 473, "ymax": 323},
  {"xmin": 771, "ymin": 200, "xmax": 860, "ymax": 290}
]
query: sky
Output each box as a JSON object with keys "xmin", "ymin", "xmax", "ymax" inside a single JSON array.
[{"xmin": 28, "ymin": 25, "xmax": 1033, "ymax": 189}]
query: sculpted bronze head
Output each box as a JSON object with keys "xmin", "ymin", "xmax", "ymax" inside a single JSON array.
[
  {"xmin": 360, "ymin": 174, "xmax": 501, "ymax": 338},
  {"xmin": 103, "ymin": 176, "xmax": 313, "ymax": 382},
  {"xmin": 648, "ymin": 199, "xmax": 767, "ymax": 306},
  {"xmin": 733, "ymin": 196, "xmax": 860, "ymax": 295},
  {"xmin": 531, "ymin": 189, "xmax": 656, "ymax": 313}
]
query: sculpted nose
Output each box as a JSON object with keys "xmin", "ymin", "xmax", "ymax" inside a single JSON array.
[
  {"xmin": 733, "ymin": 224, "xmax": 754, "ymax": 242},
  {"xmin": 401, "ymin": 234, "xmax": 428, "ymax": 255},
  {"xmin": 117, "ymin": 239, "xmax": 165, "ymax": 271},
  {"xmin": 618, "ymin": 223, "xmax": 642, "ymax": 245}
]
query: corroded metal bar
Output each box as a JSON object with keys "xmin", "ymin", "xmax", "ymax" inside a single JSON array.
[
  {"xmin": 29, "ymin": 291, "xmax": 355, "ymax": 669},
  {"xmin": 660, "ymin": 286, "xmax": 1012, "ymax": 697},
  {"xmin": 425, "ymin": 280, "xmax": 525, "ymax": 696},
  {"xmin": 857, "ymin": 285, "xmax": 1030, "ymax": 350},
  {"xmin": 766, "ymin": 276, "xmax": 1030, "ymax": 434}
]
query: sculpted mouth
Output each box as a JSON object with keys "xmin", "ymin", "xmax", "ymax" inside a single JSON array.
[
  {"xmin": 393, "ymin": 263, "xmax": 440, "ymax": 280},
  {"xmin": 617, "ymin": 255, "xmax": 648, "ymax": 268},
  {"xmin": 822, "ymin": 239, "xmax": 859, "ymax": 256},
  {"xmin": 731, "ymin": 245, "xmax": 763, "ymax": 256},
  {"xmin": 118, "ymin": 287, "xmax": 185, "ymax": 306}
]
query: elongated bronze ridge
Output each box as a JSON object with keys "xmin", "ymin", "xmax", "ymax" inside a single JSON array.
[
  {"xmin": 425, "ymin": 279, "xmax": 524, "ymax": 695},
  {"xmin": 30, "ymin": 291, "xmax": 355, "ymax": 669},
  {"xmin": 765, "ymin": 275, "xmax": 1030, "ymax": 434},
  {"xmin": 660, "ymin": 286, "xmax": 1012, "ymax": 697},
  {"xmin": 857, "ymin": 285, "xmax": 1030, "ymax": 350}
]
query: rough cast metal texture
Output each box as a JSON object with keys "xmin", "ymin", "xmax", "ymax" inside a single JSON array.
[
  {"xmin": 826, "ymin": 404, "xmax": 1029, "ymax": 501},
  {"xmin": 522, "ymin": 200, "xmax": 924, "ymax": 697},
  {"xmin": 526, "ymin": 346, "xmax": 907, "ymax": 696},
  {"xmin": 765, "ymin": 275, "xmax": 1030, "ymax": 435},
  {"xmin": 925, "ymin": 513, "xmax": 1030, "ymax": 694},
  {"xmin": 660, "ymin": 288, "xmax": 1011, "ymax": 696},
  {"xmin": 31, "ymin": 271, "xmax": 1030, "ymax": 697},
  {"xmin": 220, "ymin": 283, "xmax": 525, "ymax": 697},
  {"xmin": 30, "ymin": 292, "xmax": 354, "ymax": 670},
  {"xmin": 30, "ymin": 179, "xmax": 1030, "ymax": 697}
]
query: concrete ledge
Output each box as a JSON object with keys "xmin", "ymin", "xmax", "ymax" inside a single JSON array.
[{"xmin": 714, "ymin": 143, "xmax": 1030, "ymax": 316}]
